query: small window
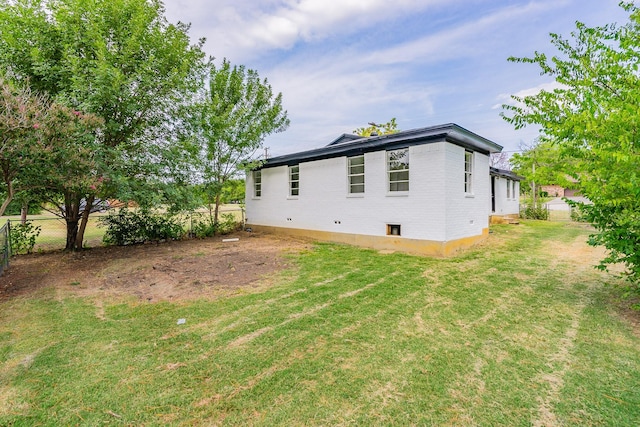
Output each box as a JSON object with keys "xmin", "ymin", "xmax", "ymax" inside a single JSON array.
[
  {"xmin": 254, "ymin": 170, "xmax": 262, "ymax": 198},
  {"xmin": 348, "ymin": 155, "xmax": 365, "ymax": 194},
  {"xmin": 464, "ymin": 151, "xmax": 473, "ymax": 194},
  {"xmin": 289, "ymin": 165, "xmax": 299, "ymax": 197},
  {"xmin": 387, "ymin": 149, "xmax": 409, "ymax": 192},
  {"xmin": 387, "ymin": 224, "xmax": 401, "ymax": 236},
  {"xmin": 506, "ymin": 178, "xmax": 511, "ymax": 199},
  {"xmin": 512, "ymin": 180, "xmax": 517, "ymax": 199}
]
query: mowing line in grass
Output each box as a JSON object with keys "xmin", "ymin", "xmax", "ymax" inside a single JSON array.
[{"xmin": 2, "ymin": 222, "xmax": 640, "ymax": 425}]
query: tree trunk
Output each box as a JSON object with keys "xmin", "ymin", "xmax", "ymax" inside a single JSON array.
[
  {"xmin": 64, "ymin": 193, "xmax": 81, "ymax": 251},
  {"xmin": 207, "ymin": 199, "xmax": 214, "ymax": 226},
  {"xmin": 75, "ymin": 194, "xmax": 95, "ymax": 250},
  {"xmin": 20, "ymin": 202, "xmax": 27, "ymax": 225},
  {"xmin": 532, "ymin": 162, "xmax": 537, "ymax": 207},
  {"xmin": 66, "ymin": 219, "xmax": 79, "ymax": 250},
  {"xmin": 213, "ymin": 192, "xmax": 221, "ymax": 228},
  {"xmin": 0, "ymin": 180, "xmax": 14, "ymax": 217}
]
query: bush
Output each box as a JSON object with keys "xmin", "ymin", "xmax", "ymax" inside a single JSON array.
[
  {"xmin": 190, "ymin": 213, "xmax": 240, "ymax": 238},
  {"xmin": 190, "ymin": 216, "xmax": 216, "ymax": 238},
  {"xmin": 99, "ymin": 209, "xmax": 185, "ymax": 246},
  {"xmin": 570, "ymin": 205, "xmax": 587, "ymax": 222},
  {"xmin": 10, "ymin": 221, "xmax": 41, "ymax": 254},
  {"xmin": 217, "ymin": 213, "xmax": 241, "ymax": 235},
  {"xmin": 521, "ymin": 204, "xmax": 549, "ymax": 220}
]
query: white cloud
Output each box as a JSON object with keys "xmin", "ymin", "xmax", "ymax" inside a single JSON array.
[
  {"xmin": 161, "ymin": 0, "xmax": 623, "ymax": 156},
  {"xmin": 493, "ymin": 81, "xmax": 566, "ymax": 109},
  {"xmin": 163, "ymin": 0, "xmax": 451, "ymax": 61},
  {"xmin": 262, "ymin": 57, "xmax": 436, "ymax": 155},
  {"xmin": 364, "ymin": 1, "xmax": 568, "ymax": 66}
]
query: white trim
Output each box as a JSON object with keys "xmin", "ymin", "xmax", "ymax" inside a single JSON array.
[
  {"xmin": 387, "ymin": 148, "xmax": 409, "ymax": 192},
  {"xmin": 289, "ymin": 165, "xmax": 299, "ymax": 197}
]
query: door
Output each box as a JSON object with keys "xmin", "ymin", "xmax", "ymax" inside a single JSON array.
[{"xmin": 491, "ymin": 176, "xmax": 496, "ymax": 212}]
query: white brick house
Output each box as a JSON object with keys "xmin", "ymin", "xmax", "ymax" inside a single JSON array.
[
  {"xmin": 245, "ymin": 123, "xmax": 513, "ymax": 256},
  {"xmin": 490, "ymin": 167, "xmax": 522, "ymax": 223}
]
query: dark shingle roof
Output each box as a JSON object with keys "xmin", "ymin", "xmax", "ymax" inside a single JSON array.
[
  {"xmin": 490, "ymin": 167, "xmax": 524, "ymax": 181},
  {"xmin": 259, "ymin": 123, "xmax": 503, "ymax": 169}
]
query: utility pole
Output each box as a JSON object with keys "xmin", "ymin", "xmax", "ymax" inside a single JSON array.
[{"xmin": 263, "ymin": 147, "xmax": 270, "ymax": 159}]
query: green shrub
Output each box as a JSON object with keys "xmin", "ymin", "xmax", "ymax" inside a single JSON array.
[
  {"xmin": 190, "ymin": 213, "xmax": 240, "ymax": 238},
  {"xmin": 570, "ymin": 205, "xmax": 587, "ymax": 222},
  {"xmin": 191, "ymin": 216, "xmax": 216, "ymax": 238},
  {"xmin": 216, "ymin": 213, "xmax": 240, "ymax": 235},
  {"xmin": 99, "ymin": 210, "xmax": 185, "ymax": 246},
  {"xmin": 521, "ymin": 204, "xmax": 549, "ymax": 220},
  {"xmin": 10, "ymin": 221, "xmax": 41, "ymax": 254}
]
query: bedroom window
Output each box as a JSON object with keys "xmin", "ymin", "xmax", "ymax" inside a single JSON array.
[
  {"xmin": 464, "ymin": 150, "xmax": 473, "ymax": 194},
  {"xmin": 387, "ymin": 149, "xmax": 409, "ymax": 192},
  {"xmin": 348, "ymin": 155, "xmax": 365, "ymax": 194},
  {"xmin": 254, "ymin": 170, "xmax": 262, "ymax": 198},
  {"xmin": 289, "ymin": 165, "xmax": 299, "ymax": 197}
]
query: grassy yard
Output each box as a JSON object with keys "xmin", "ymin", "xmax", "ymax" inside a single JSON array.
[{"xmin": 1, "ymin": 221, "xmax": 639, "ymax": 425}]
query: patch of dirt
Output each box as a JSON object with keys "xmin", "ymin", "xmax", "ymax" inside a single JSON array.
[{"xmin": 0, "ymin": 232, "xmax": 311, "ymax": 303}]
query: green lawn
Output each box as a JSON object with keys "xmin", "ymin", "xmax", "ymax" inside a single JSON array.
[{"xmin": 1, "ymin": 221, "xmax": 639, "ymax": 425}]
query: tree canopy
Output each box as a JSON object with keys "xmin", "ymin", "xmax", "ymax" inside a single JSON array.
[
  {"xmin": 353, "ymin": 118, "xmax": 399, "ymax": 137},
  {"xmin": 183, "ymin": 59, "xmax": 289, "ymax": 225},
  {"xmin": 502, "ymin": 2, "xmax": 640, "ymax": 286},
  {"xmin": 510, "ymin": 139, "xmax": 574, "ymax": 201},
  {"xmin": 0, "ymin": 0, "xmax": 205, "ymax": 249},
  {"xmin": 0, "ymin": 76, "xmax": 48, "ymax": 216}
]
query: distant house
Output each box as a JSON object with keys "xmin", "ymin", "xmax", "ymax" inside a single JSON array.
[
  {"xmin": 245, "ymin": 123, "xmax": 516, "ymax": 257},
  {"xmin": 539, "ymin": 184, "xmax": 579, "ymax": 198}
]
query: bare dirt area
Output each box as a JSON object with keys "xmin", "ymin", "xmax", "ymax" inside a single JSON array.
[{"xmin": 0, "ymin": 232, "xmax": 312, "ymax": 303}]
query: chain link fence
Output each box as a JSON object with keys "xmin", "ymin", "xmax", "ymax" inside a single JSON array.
[
  {"xmin": 519, "ymin": 202, "xmax": 579, "ymax": 222},
  {"xmin": 5, "ymin": 207, "xmax": 245, "ymax": 254}
]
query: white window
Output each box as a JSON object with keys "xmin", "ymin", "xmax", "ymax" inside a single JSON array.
[
  {"xmin": 512, "ymin": 180, "xmax": 517, "ymax": 199},
  {"xmin": 464, "ymin": 151, "xmax": 473, "ymax": 194},
  {"xmin": 387, "ymin": 149, "xmax": 409, "ymax": 192},
  {"xmin": 506, "ymin": 178, "xmax": 511, "ymax": 199},
  {"xmin": 253, "ymin": 170, "xmax": 262, "ymax": 198},
  {"xmin": 348, "ymin": 155, "xmax": 365, "ymax": 194},
  {"xmin": 289, "ymin": 165, "xmax": 299, "ymax": 197}
]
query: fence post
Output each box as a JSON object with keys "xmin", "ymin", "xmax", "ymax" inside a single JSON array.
[
  {"xmin": 0, "ymin": 220, "xmax": 10, "ymax": 276},
  {"xmin": 6, "ymin": 219, "xmax": 11, "ymax": 257}
]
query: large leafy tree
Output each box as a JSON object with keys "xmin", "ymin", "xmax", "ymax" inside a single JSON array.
[
  {"xmin": 0, "ymin": 0, "xmax": 205, "ymax": 249},
  {"xmin": 502, "ymin": 2, "xmax": 640, "ymax": 286},
  {"xmin": 185, "ymin": 60, "xmax": 289, "ymax": 226}
]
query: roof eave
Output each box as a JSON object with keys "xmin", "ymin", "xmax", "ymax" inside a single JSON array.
[{"xmin": 260, "ymin": 123, "xmax": 503, "ymax": 169}]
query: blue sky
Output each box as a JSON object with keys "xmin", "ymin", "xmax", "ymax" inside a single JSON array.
[{"xmin": 163, "ymin": 0, "xmax": 629, "ymax": 157}]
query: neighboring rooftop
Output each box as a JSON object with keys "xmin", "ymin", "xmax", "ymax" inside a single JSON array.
[{"xmin": 260, "ymin": 123, "xmax": 503, "ymax": 169}]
